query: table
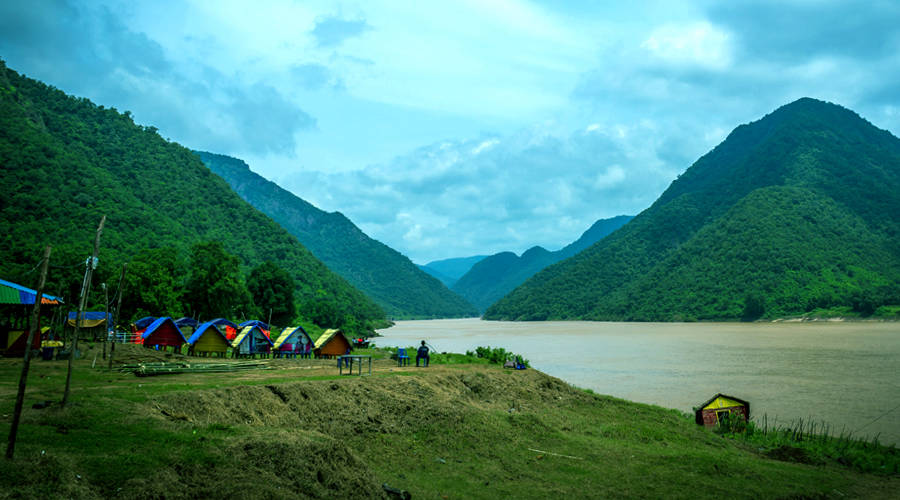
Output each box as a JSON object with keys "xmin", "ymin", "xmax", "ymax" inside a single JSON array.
[{"xmin": 338, "ymin": 355, "xmax": 372, "ymax": 376}]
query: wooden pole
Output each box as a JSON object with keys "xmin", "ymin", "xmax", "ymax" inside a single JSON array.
[
  {"xmin": 62, "ymin": 215, "xmax": 105, "ymax": 408},
  {"xmin": 6, "ymin": 245, "xmax": 51, "ymax": 460},
  {"xmin": 102, "ymin": 283, "xmax": 108, "ymax": 360},
  {"xmin": 108, "ymin": 264, "xmax": 126, "ymax": 370}
]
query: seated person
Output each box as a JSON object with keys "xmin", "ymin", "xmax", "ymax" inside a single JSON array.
[{"xmin": 416, "ymin": 340, "xmax": 430, "ymax": 367}]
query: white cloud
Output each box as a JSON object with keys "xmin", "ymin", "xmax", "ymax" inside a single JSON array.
[{"xmin": 641, "ymin": 21, "xmax": 733, "ymax": 69}]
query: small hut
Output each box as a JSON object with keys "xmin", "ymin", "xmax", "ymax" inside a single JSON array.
[
  {"xmin": 272, "ymin": 326, "xmax": 313, "ymax": 358},
  {"xmin": 208, "ymin": 318, "xmax": 241, "ymax": 341},
  {"xmin": 0, "ymin": 278, "xmax": 63, "ymax": 356},
  {"xmin": 231, "ymin": 325, "xmax": 273, "ymax": 358},
  {"xmin": 187, "ymin": 321, "xmax": 230, "ymax": 357},
  {"xmin": 313, "ymin": 329, "xmax": 351, "ymax": 359},
  {"xmin": 141, "ymin": 317, "xmax": 187, "ymax": 352},
  {"xmin": 694, "ymin": 393, "xmax": 750, "ymax": 427}
]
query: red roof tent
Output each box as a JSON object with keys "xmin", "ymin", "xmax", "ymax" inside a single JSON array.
[{"xmin": 141, "ymin": 317, "xmax": 187, "ymax": 347}]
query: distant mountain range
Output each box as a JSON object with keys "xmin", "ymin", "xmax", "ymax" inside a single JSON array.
[
  {"xmin": 418, "ymin": 256, "xmax": 488, "ymax": 288},
  {"xmin": 486, "ymin": 98, "xmax": 900, "ymax": 321},
  {"xmin": 0, "ymin": 61, "xmax": 384, "ymax": 329},
  {"xmin": 452, "ymin": 216, "xmax": 633, "ymax": 312},
  {"xmin": 196, "ymin": 152, "xmax": 479, "ymax": 319}
]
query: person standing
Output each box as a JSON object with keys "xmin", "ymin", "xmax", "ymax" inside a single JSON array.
[{"xmin": 416, "ymin": 340, "xmax": 430, "ymax": 367}]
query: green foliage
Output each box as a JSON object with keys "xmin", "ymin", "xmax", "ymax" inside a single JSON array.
[
  {"xmin": 487, "ymin": 98, "xmax": 900, "ymax": 321},
  {"xmin": 196, "ymin": 151, "xmax": 479, "ymax": 320},
  {"xmin": 184, "ymin": 241, "xmax": 254, "ymax": 320},
  {"xmin": 717, "ymin": 415, "xmax": 900, "ymax": 475},
  {"xmin": 468, "ymin": 345, "xmax": 530, "ymax": 367},
  {"xmin": 0, "ymin": 60, "xmax": 385, "ymax": 334},
  {"xmin": 247, "ymin": 261, "xmax": 296, "ymax": 326},
  {"xmin": 120, "ymin": 247, "xmax": 186, "ymax": 321}
]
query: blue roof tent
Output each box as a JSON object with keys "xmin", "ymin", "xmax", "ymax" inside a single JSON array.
[
  {"xmin": 187, "ymin": 321, "xmax": 229, "ymax": 345},
  {"xmin": 141, "ymin": 317, "xmax": 187, "ymax": 347},
  {"xmin": 0, "ymin": 278, "xmax": 64, "ymax": 305},
  {"xmin": 134, "ymin": 317, "xmax": 157, "ymax": 330},
  {"xmin": 174, "ymin": 317, "xmax": 199, "ymax": 329},
  {"xmin": 239, "ymin": 320, "xmax": 269, "ymax": 330},
  {"xmin": 208, "ymin": 318, "xmax": 240, "ymax": 329},
  {"xmin": 66, "ymin": 311, "xmax": 113, "ymax": 322}
]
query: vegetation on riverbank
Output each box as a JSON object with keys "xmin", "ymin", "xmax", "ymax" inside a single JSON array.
[{"xmin": 2, "ymin": 345, "xmax": 896, "ymax": 499}]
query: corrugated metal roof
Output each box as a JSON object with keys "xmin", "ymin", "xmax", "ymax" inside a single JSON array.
[
  {"xmin": 0, "ymin": 278, "xmax": 63, "ymax": 305},
  {"xmin": 273, "ymin": 326, "xmax": 310, "ymax": 349}
]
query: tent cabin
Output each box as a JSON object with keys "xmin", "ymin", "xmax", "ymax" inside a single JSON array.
[
  {"xmin": 314, "ymin": 329, "xmax": 351, "ymax": 359},
  {"xmin": 174, "ymin": 317, "xmax": 199, "ymax": 336},
  {"xmin": 131, "ymin": 317, "xmax": 157, "ymax": 343},
  {"xmin": 694, "ymin": 393, "xmax": 750, "ymax": 427},
  {"xmin": 0, "ymin": 278, "xmax": 63, "ymax": 356},
  {"xmin": 67, "ymin": 311, "xmax": 113, "ymax": 341},
  {"xmin": 240, "ymin": 320, "xmax": 271, "ymax": 341},
  {"xmin": 186, "ymin": 321, "xmax": 229, "ymax": 357},
  {"xmin": 272, "ymin": 326, "xmax": 313, "ymax": 358},
  {"xmin": 141, "ymin": 317, "xmax": 187, "ymax": 352},
  {"xmin": 231, "ymin": 325, "xmax": 274, "ymax": 358},
  {"xmin": 208, "ymin": 318, "xmax": 241, "ymax": 341}
]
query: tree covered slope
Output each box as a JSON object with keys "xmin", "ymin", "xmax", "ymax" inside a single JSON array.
[
  {"xmin": 453, "ymin": 216, "xmax": 632, "ymax": 312},
  {"xmin": 196, "ymin": 151, "xmax": 478, "ymax": 319},
  {"xmin": 418, "ymin": 255, "xmax": 488, "ymax": 288},
  {"xmin": 0, "ymin": 61, "xmax": 384, "ymax": 327},
  {"xmin": 485, "ymin": 98, "xmax": 900, "ymax": 321}
]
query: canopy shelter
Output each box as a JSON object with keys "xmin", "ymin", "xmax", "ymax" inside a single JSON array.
[
  {"xmin": 67, "ymin": 311, "xmax": 113, "ymax": 328},
  {"xmin": 1, "ymin": 278, "xmax": 62, "ymax": 356},
  {"xmin": 314, "ymin": 329, "xmax": 351, "ymax": 359},
  {"xmin": 0, "ymin": 278, "xmax": 63, "ymax": 305},
  {"xmin": 187, "ymin": 321, "xmax": 229, "ymax": 357},
  {"xmin": 208, "ymin": 318, "xmax": 241, "ymax": 341},
  {"xmin": 239, "ymin": 320, "xmax": 270, "ymax": 340},
  {"xmin": 694, "ymin": 393, "xmax": 750, "ymax": 427},
  {"xmin": 141, "ymin": 317, "xmax": 187, "ymax": 351},
  {"xmin": 231, "ymin": 325, "xmax": 273, "ymax": 358},
  {"xmin": 174, "ymin": 317, "xmax": 199, "ymax": 329},
  {"xmin": 272, "ymin": 326, "xmax": 312, "ymax": 358}
]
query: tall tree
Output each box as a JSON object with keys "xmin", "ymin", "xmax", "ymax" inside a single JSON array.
[
  {"xmin": 183, "ymin": 241, "xmax": 253, "ymax": 320},
  {"xmin": 119, "ymin": 247, "xmax": 185, "ymax": 321},
  {"xmin": 247, "ymin": 261, "xmax": 296, "ymax": 326}
]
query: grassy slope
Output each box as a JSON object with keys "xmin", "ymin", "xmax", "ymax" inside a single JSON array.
[{"xmin": 1, "ymin": 350, "xmax": 896, "ymax": 499}]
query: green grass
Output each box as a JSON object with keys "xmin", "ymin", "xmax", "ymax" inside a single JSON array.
[{"xmin": 2, "ymin": 354, "xmax": 897, "ymax": 499}]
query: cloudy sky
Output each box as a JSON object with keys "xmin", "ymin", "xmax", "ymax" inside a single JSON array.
[{"xmin": 2, "ymin": 1, "xmax": 899, "ymax": 264}]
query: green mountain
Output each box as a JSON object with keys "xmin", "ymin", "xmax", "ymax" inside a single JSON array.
[
  {"xmin": 195, "ymin": 152, "xmax": 479, "ymax": 319},
  {"xmin": 454, "ymin": 216, "xmax": 632, "ymax": 312},
  {"xmin": 0, "ymin": 60, "xmax": 384, "ymax": 330},
  {"xmin": 486, "ymin": 98, "xmax": 900, "ymax": 321},
  {"xmin": 418, "ymin": 255, "xmax": 488, "ymax": 288}
]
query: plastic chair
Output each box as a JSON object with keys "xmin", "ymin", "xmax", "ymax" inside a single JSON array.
[{"xmin": 397, "ymin": 348, "xmax": 410, "ymax": 366}]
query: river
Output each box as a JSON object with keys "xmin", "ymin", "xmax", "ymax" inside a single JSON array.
[{"xmin": 375, "ymin": 319, "xmax": 900, "ymax": 445}]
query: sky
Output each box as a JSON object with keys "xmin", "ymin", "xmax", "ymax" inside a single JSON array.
[{"xmin": 2, "ymin": 1, "xmax": 899, "ymax": 264}]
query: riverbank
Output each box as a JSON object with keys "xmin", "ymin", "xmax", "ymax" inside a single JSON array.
[{"xmin": 1, "ymin": 346, "xmax": 897, "ymax": 499}]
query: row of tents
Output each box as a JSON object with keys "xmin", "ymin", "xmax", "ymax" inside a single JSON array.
[{"xmin": 131, "ymin": 316, "xmax": 352, "ymax": 359}]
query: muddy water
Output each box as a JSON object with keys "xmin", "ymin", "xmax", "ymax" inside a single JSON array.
[{"xmin": 376, "ymin": 319, "xmax": 900, "ymax": 444}]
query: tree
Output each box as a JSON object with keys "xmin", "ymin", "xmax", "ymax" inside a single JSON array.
[
  {"xmin": 247, "ymin": 261, "xmax": 296, "ymax": 326},
  {"xmin": 120, "ymin": 247, "xmax": 185, "ymax": 321},
  {"xmin": 183, "ymin": 241, "xmax": 253, "ymax": 320}
]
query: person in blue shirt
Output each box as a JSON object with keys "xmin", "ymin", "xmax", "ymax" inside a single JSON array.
[{"xmin": 416, "ymin": 340, "xmax": 430, "ymax": 367}]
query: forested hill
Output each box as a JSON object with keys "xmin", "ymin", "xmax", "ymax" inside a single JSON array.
[
  {"xmin": 453, "ymin": 216, "xmax": 632, "ymax": 312},
  {"xmin": 195, "ymin": 151, "xmax": 479, "ymax": 319},
  {"xmin": 418, "ymin": 255, "xmax": 488, "ymax": 288},
  {"xmin": 486, "ymin": 98, "xmax": 900, "ymax": 321},
  {"xmin": 0, "ymin": 61, "xmax": 384, "ymax": 331}
]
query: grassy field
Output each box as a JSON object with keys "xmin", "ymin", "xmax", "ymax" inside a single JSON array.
[{"xmin": 1, "ymin": 342, "xmax": 897, "ymax": 499}]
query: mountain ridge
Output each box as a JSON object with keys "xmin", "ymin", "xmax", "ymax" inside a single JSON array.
[
  {"xmin": 196, "ymin": 151, "xmax": 479, "ymax": 319},
  {"xmin": 485, "ymin": 98, "xmax": 900, "ymax": 321}
]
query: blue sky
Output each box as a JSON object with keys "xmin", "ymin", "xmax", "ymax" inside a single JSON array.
[{"xmin": 2, "ymin": 1, "xmax": 899, "ymax": 263}]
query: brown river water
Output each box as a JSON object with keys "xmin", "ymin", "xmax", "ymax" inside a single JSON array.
[{"xmin": 376, "ymin": 319, "xmax": 900, "ymax": 445}]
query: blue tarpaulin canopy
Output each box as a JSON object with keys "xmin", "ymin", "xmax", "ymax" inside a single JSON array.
[
  {"xmin": 67, "ymin": 311, "xmax": 113, "ymax": 327},
  {"xmin": 174, "ymin": 317, "xmax": 199, "ymax": 328},
  {"xmin": 0, "ymin": 278, "xmax": 63, "ymax": 305},
  {"xmin": 134, "ymin": 317, "xmax": 157, "ymax": 330},
  {"xmin": 239, "ymin": 320, "xmax": 269, "ymax": 330}
]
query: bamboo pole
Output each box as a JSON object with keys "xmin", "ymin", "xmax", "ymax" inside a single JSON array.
[
  {"xmin": 102, "ymin": 283, "xmax": 108, "ymax": 360},
  {"xmin": 6, "ymin": 245, "xmax": 51, "ymax": 460},
  {"xmin": 108, "ymin": 264, "xmax": 126, "ymax": 370},
  {"xmin": 62, "ymin": 215, "xmax": 105, "ymax": 408}
]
